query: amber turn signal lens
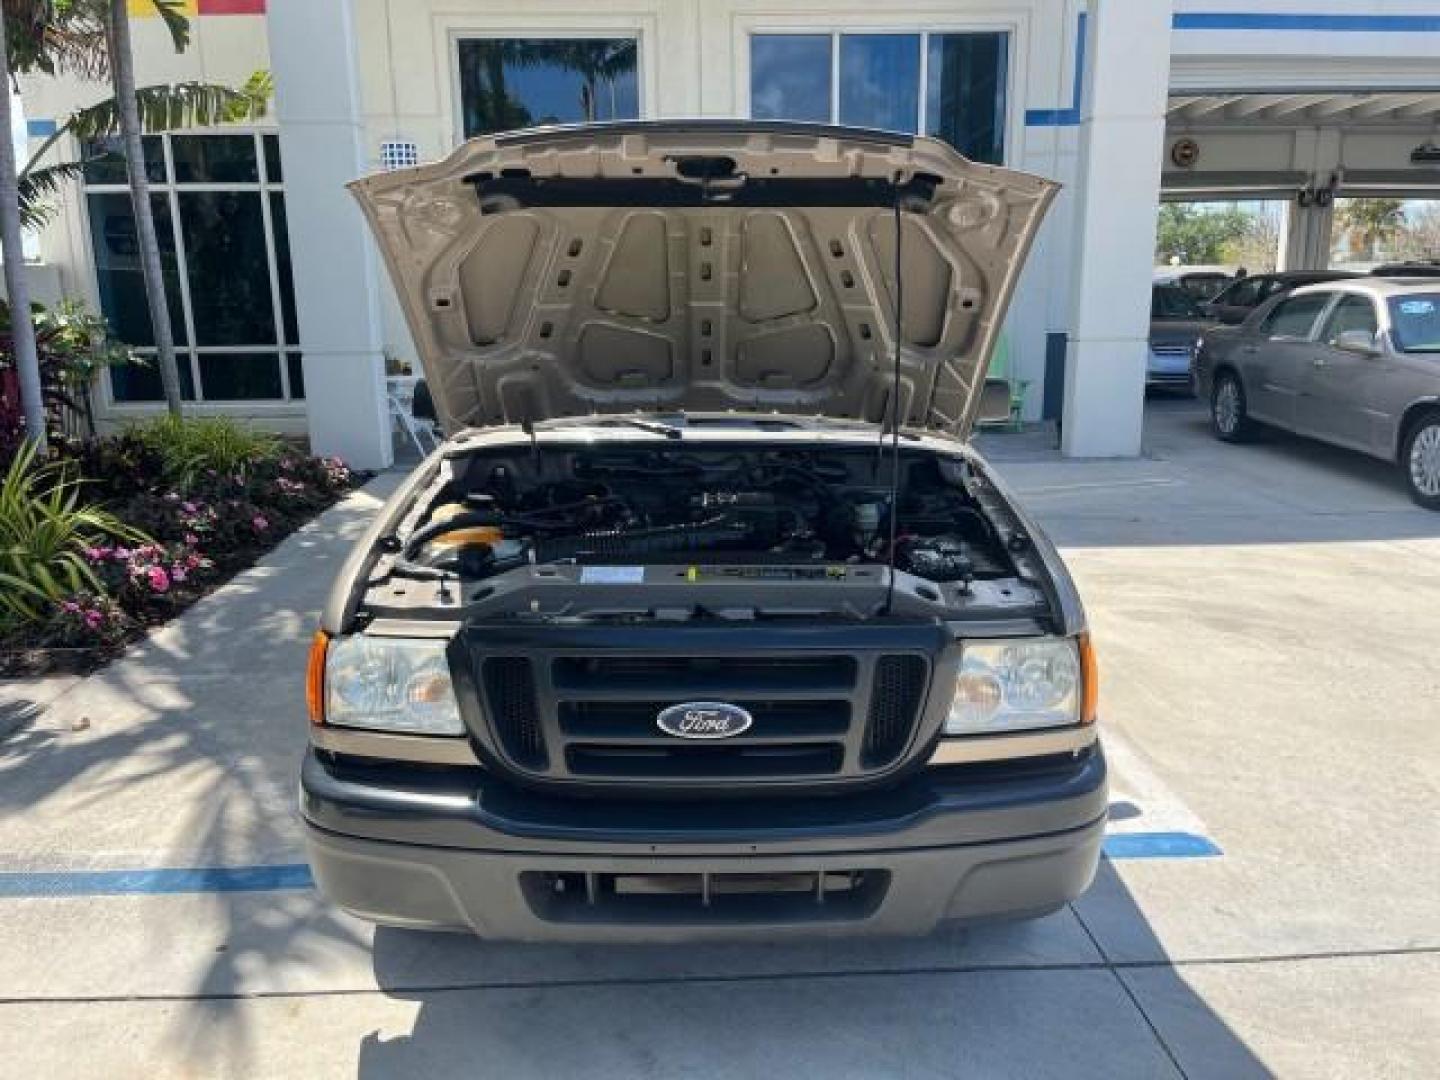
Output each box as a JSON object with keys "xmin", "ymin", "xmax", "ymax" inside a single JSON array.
[
  {"xmin": 306, "ymin": 630, "xmax": 329, "ymax": 725},
  {"xmin": 1078, "ymin": 632, "xmax": 1099, "ymax": 725}
]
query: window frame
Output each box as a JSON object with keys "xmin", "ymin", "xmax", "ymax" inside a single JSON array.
[
  {"xmin": 81, "ymin": 129, "xmax": 301, "ymax": 411},
  {"xmin": 741, "ymin": 22, "xmax": 1020, "ymax": 165}
]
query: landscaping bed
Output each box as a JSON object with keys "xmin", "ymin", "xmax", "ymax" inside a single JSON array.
[{"xmin": 0, "ymin": 417, "xmax": 364, "ymax": 677}]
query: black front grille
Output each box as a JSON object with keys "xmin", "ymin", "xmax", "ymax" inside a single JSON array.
[
  {"xmin": 471, "ymin": 630, "xmax": 933, "ymax": 790},
  {"xmin": 559, "ymin": 699, "xmax": 851, "ymax": 739},
  {"xmin": 481, "ymin": 657, "xmax": 547, "ymax": 769},
  {"xmin": 553, "ymin": 655, "xmax": 857, "ymax": 694},
  {"xmin": 863, "ymin": 655, "xmax": 928, "ymax": 768}
]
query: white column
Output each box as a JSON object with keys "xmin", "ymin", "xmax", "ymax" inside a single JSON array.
[
  {"xmin": 1281, "ymin": 200, "xmax": 1333, "ymax": 272},
  {"xmin": 267, "ymin": 0, "xmax": 393, "ymax": 470},
  {"xmin": 1061, "ymin": 0, "xmax": 1173, "ymax": 458}
]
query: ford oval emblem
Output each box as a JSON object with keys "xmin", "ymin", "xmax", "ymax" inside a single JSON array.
[{"xmin": 656, "ymin": 701, "xmax": 753, "ymax": 740}]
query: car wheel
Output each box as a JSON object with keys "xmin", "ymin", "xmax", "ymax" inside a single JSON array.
[
  {"xmin": 1210, "ymin": 372, "xmax": 1253, "ymax": 442},
  {"xmin": 1402, "ymin": 413, "xmax": 1440, "ymax": 511}
]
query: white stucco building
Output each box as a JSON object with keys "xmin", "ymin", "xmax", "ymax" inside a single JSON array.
[{"xmin": 18, "ymin": 0, "xmax": 1440, "ymax": 468}]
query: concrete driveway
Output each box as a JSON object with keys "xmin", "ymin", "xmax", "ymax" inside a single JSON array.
[{"xmin": 1, "ymin": 399, "xmax": 1436, "ymax": 1078}]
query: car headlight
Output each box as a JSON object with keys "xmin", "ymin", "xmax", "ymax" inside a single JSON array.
[
  {"xmin": 945, "ymin": 637, "xmax": 1089, "ymax": 735},
  {"xmin": 324, "ymin": 634, "xmax": 464, "ymax": 735}
]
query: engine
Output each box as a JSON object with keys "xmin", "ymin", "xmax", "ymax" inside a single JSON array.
[{"xmin": 402, "ymin": 446, "xmax": 1013, "ymax": 586}]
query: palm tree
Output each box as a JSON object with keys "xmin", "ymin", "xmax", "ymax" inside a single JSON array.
[
  {"xmin": 6, "ymin": 0, "xmax": 268, "ymax": 427},
  {"xmin": 0, "ymin": 8, "xmax": 46, "ymax": 451},
  {"xmin": 102, "ymin": 2, "xmax": 272, "ymax": 417},
  {"xmin": 1336, "ymin": 198, "xmax": 1406, "ymax": 262},
  {"xmin": 106, "ymin": 0, "xmax": 184, "ymax": 414}
]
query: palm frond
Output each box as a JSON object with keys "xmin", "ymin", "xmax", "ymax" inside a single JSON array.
[
  {"xmin": 17, "ymin": 160, "xmax": 87, "ymax": 231},
  {"xmin": 64, "ymin": 73, "xmax": 273, "ymax": 140},
  {"xmin": 36, "ymin": 23, "xmax": 111, "ymax": 79},
  {"xmin": 142, "ymin": 0, "xmax": 191, "ymax": 53},
  {"xmin": 499, "ymin": 40, "xmax": 637, "ymax": 80},
  {"xmin": 1, "ymin": 1, "xmax": 110, "ymax": 77}
]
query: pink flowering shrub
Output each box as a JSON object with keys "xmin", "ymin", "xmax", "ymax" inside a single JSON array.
[
  {"xmin": 81, "ymin": 542, "xmax": 213, "ymax": 614},
  {"xmin": 4, "ymin": 420, "xmax": 360, "ymax": 663},
  {"xmin": 43, "ymin": 593, "xmax": 135, "ymax": 650}
]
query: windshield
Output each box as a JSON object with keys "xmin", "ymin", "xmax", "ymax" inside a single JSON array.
[
  {"xmin": 1152, "ymin": 285, "xmax": 1204, "ymax": 320},
  {"xmin": 1388, "ymin": 294, "xmax": 1440, "ymax": 353},
  {"xmin": 1181, "ymin": 276, "xmax": 1230, "ymax": 300}
]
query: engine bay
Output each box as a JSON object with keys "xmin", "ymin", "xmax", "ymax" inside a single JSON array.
[
  {"xmin": 410, "ymin": 446, "xmax": 1012, "ymax": 577},
  {"xmin": 362, "ymin": 439, "xmax": 1052, "ymax": 623}
]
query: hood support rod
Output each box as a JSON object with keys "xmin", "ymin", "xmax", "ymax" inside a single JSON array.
[{"xmin": 882, "ymin": 174, "xmax": 905, "ymax": 616}]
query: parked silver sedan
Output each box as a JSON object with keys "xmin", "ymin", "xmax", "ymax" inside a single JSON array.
[{"xmin": 1194, "ymin": 278, "xmax": 1440, "ymax": 508}]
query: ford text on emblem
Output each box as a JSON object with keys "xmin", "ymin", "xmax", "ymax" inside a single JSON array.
[{"xmin": 656, "ymin": 702, "xmax": 753, "ymax": 740}]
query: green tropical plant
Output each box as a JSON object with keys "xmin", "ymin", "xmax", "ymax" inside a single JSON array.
[
  {"xmin": 14, "ymin": 159, "xmax": 85, "ymax": 231},
  {"xmin": 128, "ymin": 415, "xmax": 281, "ymax": 487},
  {"xmin": 2, "ymin": 298, "xmax": 132, "ymax": 452},
  {"xmin": 0, "ymin": 440, "xmax": 147, "ymax": 628}
]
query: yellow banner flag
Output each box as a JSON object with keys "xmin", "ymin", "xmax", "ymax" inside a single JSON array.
[{"xmin": 127, "ymin": 1, "xmax": 201, "ymax": 16}]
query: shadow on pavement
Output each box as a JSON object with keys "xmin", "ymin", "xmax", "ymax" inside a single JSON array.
[
  {"xmin": 354, "ymin": 859, "xmax": 1269, "ymax": 1079},
  {"xmin": 0, "ymin": 482, "xmax": 396, "ymax": 1067},
  {"xmin": 0, "ymin": 698, "xmax": 43, "ymax": 741}
]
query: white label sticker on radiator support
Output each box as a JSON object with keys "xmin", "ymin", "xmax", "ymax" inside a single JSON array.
[{"xmin": 579, "ymin": 566, "xmax": 645, "ymax": 584}]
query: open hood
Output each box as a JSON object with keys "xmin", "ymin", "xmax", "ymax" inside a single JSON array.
[{"xmin": 351, "ymin": 121, "xmax": 1056, "ymax": 438}]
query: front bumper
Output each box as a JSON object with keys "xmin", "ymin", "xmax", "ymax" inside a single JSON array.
[{"xmin": 301, "ymin": 744, "xmax": 1107, "ymax": 942}]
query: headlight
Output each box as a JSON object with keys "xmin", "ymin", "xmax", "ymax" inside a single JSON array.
[
  {"xmin": 324, "ymin": 635, "xmax": 463, "ymax": 735},
  {"xmin": 945, "ymin": 638, "xmax": 1083, "ymax": 735}
]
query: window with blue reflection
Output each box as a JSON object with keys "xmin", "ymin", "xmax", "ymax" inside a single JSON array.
[
  {"xmin": 839, "ymin": 34, "xmax": 920, "ymax": 133},
  {"xmin": 750, "ymin": 35, "xmax": 832, "ymax": 123},
  {"xmin": 458, "ymin": 39, "xmax": 639, "ymax": 137},
  {"xmin": 749, "ymin": 31, "xmax": 1009, "ymax": 163}
]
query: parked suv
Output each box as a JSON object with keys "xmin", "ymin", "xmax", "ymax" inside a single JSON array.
[
  {"xmin": 1195, "ymin": 278, "xmax": 1440, "ymax": 508},
  {"xmin": 301, "ymin": 122, "xmax": 1105, "ymax": 941}
]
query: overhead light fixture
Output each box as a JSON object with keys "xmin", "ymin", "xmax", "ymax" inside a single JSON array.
[{"xmin": 1412, "ymin": 141, "xmax": 1440, "ymax": 164}]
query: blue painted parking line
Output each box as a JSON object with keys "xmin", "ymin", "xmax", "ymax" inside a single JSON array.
[
  {"xmin": 1103, "ymin": 832, "xmax": 1222, "ymax": 859},
  {"xmin": 0, "ymin": 832, "xmax": 1221, "ymax": 899},
  {"xmin": 0, "ymin": 863, "xmax": 314, "ymax": 898}
]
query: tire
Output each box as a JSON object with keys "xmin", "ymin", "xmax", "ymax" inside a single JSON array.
[
  {"xmin": 1210, "ymin": 371, "xmax": 1254, "ymax": 442},
  {"xmin": 1401, "ymin": 412, "xmax": 1440, "ymax": 511}
]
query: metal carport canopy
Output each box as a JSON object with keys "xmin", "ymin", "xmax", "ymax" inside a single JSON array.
[{"xmin": 1163, "ymin": 89, "xmax": 1440, "ymax": 199}]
